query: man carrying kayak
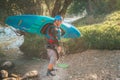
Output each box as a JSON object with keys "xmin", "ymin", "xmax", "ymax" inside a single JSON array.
[{"xmin": 45, "ymin": 15, "xmax": 63, "ymax": 76}]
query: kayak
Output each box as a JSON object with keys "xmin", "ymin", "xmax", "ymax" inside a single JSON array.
[{"xmin": 5, "ymin": 15, "xmax": 81, "ymax": 38}]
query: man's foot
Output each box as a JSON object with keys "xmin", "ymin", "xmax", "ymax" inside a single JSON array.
[
  {"xmin": 46, "ymin": 69, "xmax": 56, "ymax": 76},
  {"xmin": 51, "ymin": 68, "xmax": 57, "ymax": 71}
]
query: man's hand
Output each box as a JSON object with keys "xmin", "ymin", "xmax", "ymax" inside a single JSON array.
[{"xmin": 57, "ymin": 46, "xmax": 62, "ymax": 53}]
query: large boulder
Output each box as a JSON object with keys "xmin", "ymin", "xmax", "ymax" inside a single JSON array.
[{"xmin": 0, "ymin": 25, "xmax": 24, "ymax": 50}]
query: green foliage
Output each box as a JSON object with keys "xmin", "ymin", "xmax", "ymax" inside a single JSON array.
[
  {"xmin": 0, "ymin": 49, "xmax": 5, "ymax": 57},
  {"xmin": 66, "ymin": 38, "xmax": 88, "ymax": 53},
  {"xmin": 18, "ymin": 11, "xmax": 120, "ymax": 56},
  {"xmin": 68, "ymin": 0, "xmax": 120, "ymax": 15},
  {"xmin": 73, "ymin": 15, "xmax": 106, "ymax": 27},
  {"xmin": 116, "ymin": 0, "xmax": 120, "ymax": 9},
  {"xmin": 0, "ymin": 0, "xmax": 72, "ymax": 24},
  {"xmin": 78, "ymin": 11, "xmax": 120, "ymax": 50},
  {"xmin": 20, "ymin": 33, "xmax": 47, "ymax": 58},
  {"xmin": 68, "ymin": 0, "xmax": 86, "ymax": 15}
]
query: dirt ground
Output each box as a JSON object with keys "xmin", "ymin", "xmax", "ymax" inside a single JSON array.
[{"xmin": 1, "ymin": 49, "xmax": 120, "ymax": 80}]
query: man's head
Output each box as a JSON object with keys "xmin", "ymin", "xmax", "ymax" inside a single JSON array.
[{"xmin": 54, "ymin": 15, "xmax": 63, "ymax": 27}]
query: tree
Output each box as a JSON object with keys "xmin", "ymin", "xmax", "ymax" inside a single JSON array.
[
  {"xmin": 68, "ymin": 0, "xmax": 120, "ymax": 16},
  {"xmin": 44, "ymin": 0, "xmax": 56, "ymax": 15},
  {"xmin": 59, "ymin": 0, "xmax": 73, "ymax": 17},
  {"xmin": 0, "ymin": 0, "xmax": 73, "ymax": 23},
  {"xmin": 44, "ymin": 0, "xmax": 73, "ymax": 17}
]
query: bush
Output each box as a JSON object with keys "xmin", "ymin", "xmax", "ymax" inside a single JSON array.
[
  {"xmin": 0, "ymin": 49, "xmax": 5, "ymax": 57},
  {"xmin": 20, "ymin": 33, "xmax": 47, "ymax": 58},
  {"xmin": 80, "ymin": 25, "xmax": 120, "ymax": 49},
  {"xmin": 78, "ymin": 11, "xmax": 120, "ymax": 50},
  {"xmin": 20, "ymin": 11, "xmax": 120, "ymax": 56},
  {"xmin": 65, "ymin": 38, "xmax": 88, "ymax": 53},
  {"xmin": 72, "ymin": 15, "xmax": 106, "ymax": 27}
]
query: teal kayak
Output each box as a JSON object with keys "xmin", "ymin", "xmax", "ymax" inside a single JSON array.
[{"xmin": 5, "ymin": 15, "xmax": 81, "ymax": 38}]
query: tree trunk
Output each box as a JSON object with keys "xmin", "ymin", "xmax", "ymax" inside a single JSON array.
[
  {"xmin": 51, "ymin": 0, "xmax": 73, "ymax": 17},
  {"xmin": 34, "ymin": 0, "xmax": 43, "ymax": 15},
  {"xmin": 51, "ymin": 0, "xmax": 62, "ymax": 17},
  {"xmin": 85, "ymin": 0, "xmax": 94, "ymax": 15},
  {"xmin": 88, "ymin": 0, "xmax": 94, "ymax": 15},
  {"xmin": 44, "ymin": 0, "xmax": 55, "ymax": 15},
  {"xmin": 59, "ymin": 0, "xmax": 73, "ymax": 17}
]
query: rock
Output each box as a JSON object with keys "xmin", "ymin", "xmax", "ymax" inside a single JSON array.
[
  {"xmin": 69, "ymin": 76, "xmax": 73, "ymax": 79},
  {"xmin": 0, "ymin": 61, "xmax": 14, "ymax": 70},
  {"xmin": 0, "ymin": 70, "xmax": 22, "ymax": 80},
  {"xmin": 89, "ymin": 74, "xmax": 98, "ymax": 79},
  {"xmin": 0, "ymin": 70, "xmax": 9, "ymax": 78},
  {"xmin": 22, "ymin": 70, "xmax": 38, "ymax": 79},
  {"xmin": 0, "ymin": 26, "xmax": 24, "ymax": 50},
  {"xmin": 3, "ymin": 77, "xmax": 17, "ymax": 80}
]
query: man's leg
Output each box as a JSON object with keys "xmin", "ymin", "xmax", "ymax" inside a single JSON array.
[{"xmin": 47, "ymin": 49, "xmax": 57, "ymax": 76}]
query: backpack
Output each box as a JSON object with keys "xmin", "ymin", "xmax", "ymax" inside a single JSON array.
[
  {"xmin": 40, "ymin": 23, "xmax": 65, "ymax": 36},
  {"xmin": 40, "ymin": 23, "xmax": 53, "ymax": 34}
]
